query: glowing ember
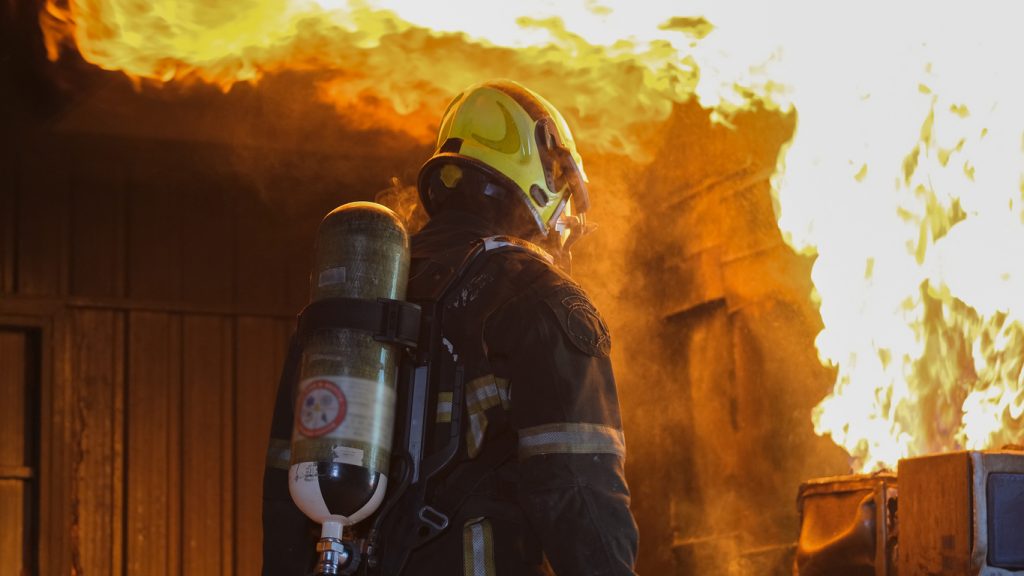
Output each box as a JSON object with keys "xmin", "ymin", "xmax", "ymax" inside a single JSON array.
[{"xmin": 40, "ymin": 0, "xmax": 1024, "ymax": 473}]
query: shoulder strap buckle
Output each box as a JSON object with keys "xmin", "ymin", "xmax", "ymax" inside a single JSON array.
[{"xmin": 417, "ymin": 505, "xmax": 449, "ymax": 531}]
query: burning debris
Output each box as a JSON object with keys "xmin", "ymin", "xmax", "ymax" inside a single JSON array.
[
  {"xmin": 797, "ymin": 450, "xmax": 1024, "ymax": 576},
  {"xmin": 796, "ymin": 472, "xmax": 898, "ymax": 576}
]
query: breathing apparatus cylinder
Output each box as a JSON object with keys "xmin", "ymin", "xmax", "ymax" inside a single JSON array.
[{"xmin": 288, "ymin": 202, "xmax": 410, "ymax": 562}]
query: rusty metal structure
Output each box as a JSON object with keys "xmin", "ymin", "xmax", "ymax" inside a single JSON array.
[
  {"xmin": 796, "ymin": 474, "xmax": 898, "ymax": 576},
  {"xmin": 795, "ymin": 452, "xmax": 1024, "ymax": 576}
]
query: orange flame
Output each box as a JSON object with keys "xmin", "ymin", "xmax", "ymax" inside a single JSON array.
[
  {"xmin": 768, "ymin": 3, "xmax": 1024, "ymax": 472},
  {"xmin": 40, "ymin": 0, "xmax": 1024, "ymax": 473},
  {"xmin": 39, "ymin": 1, "xmax": 737, "ymax": 155}
]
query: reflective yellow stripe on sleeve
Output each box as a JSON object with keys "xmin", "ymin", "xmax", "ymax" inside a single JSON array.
[
  {"xmin": 465, "ymin": 374, "xmax": 510, "ymax": 458},
  {"xmin": 465, "ymin": 374, "xmax": 502, "ymax": 414},
  {"xmin": 517, "ymin": 422, "xmax": 626, "ymax": 460},
  {"xmin": 436, "ymin": 391, "xmax": 453, "ymax": 424}
]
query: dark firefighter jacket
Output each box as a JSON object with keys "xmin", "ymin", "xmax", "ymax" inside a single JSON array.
[{"xmin": 262, "ymin": 209, "xmax": 638, "ymax": 575}]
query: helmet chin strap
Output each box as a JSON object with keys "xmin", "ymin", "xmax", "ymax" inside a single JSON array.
[
  {"xmin": 544, "ymin": 210, "xmax": 592, "ymax": 274},
  {"xmin": 551, "ymin": 192, "xmax": 592, "ymax": 252}
]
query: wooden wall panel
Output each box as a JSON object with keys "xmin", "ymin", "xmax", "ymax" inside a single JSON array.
[
  {"xmin": 0, "ymin": 329, "xmax": 28, "ymax": 466},
  {"xmin": 286, "ymin": 224, "xmax": 314, "ymax": 313},
  {"xmin": 0, "ymin": 480, "xmax": 27, "ymax": 575},
  {"xmin": 69, "ymin": 143, "xmax": 128, "ymax": 298},
  {"xmin": 13, "ymin": 136, "xmax": 317, "ymax": 312},
  {"xmin": 234, "ymin": 316, "xmax": 292, "ymax": 575},
  {"xmin": 182, "ymin": 315, "xmax": 234, "ymax": 575},
  {"xmin": 126, "ymin": 311, "xmax": 181, "ymax": 576},
  {"xmin": 181, "ymin": 174, "xmax": 234, "ymax": 309},
  {"xmin": 17, "ymin": 144, "xmax": 70, "ymax": 296},
  {"xmin": 68, "ymin": 309, "xmax": 124, "ymax": 576},
  {"xmin": 127, "ymin": 155, "xmax": 184, "ymax": 302},
  {"xmin": 0, "ymin": 144, "xmax": 15, "ymax": 294},
  {"xmin": 235, "ymin": 188, "xmax": 293, "ymax": 313}
]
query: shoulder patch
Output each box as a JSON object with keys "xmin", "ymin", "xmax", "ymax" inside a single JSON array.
[{"xmin": 543, "ymin": 285, "xmax": 611, "ymax": 358}]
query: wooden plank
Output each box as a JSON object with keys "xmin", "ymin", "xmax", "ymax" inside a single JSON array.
[
  {"xmin": 181, "ymin": 168, "xmax": 234, "ymax": 309},
  {"xmin": 17, "ymin": 143, "xmax": 70, "ymax": 296},
  {"xmin": 68, "ymin": 309, "xmax": 123, "ymax": 576},
  {"xmin": 233, "ymin": 316, "xmax": 292, "ymax": 575},
  {"xmin": 0, "ymin": 330, "xmax": 28, "ymax": 574},
  {"xmin": 898, "ymin": 451, "xmax": 974, "ymax": 575},
  {"xmin": 221, "ymin": 317, "xmax": 236, "ymax": 576},
  {"xmin": 126, "ymin": 311, "xmax": 181, "ymax": 576},
  {"xmin": 36, "ymin": 307, "xmax": 70, "ymax": 576},
  {"xmin": 0, "ymin": 142, "xmax": 15, "ymax": 294},
  {"xmin": 112, "ymin": 313, "xmax": 126, "ymax": 576},
  {"xmin": 168, "ymin": 316, "xmax": 182, "ymax": 576},
  {"xmin": 127, "ymin": 149, "xmax": 183, "ymax": 302},
  {"xmin": 69, "ymin": 142, "xmax": 128, "ymax": 298},
  {"xmin": 182, "ymin": 314, "xmax": 233, "ymax": 575},
  {"xmin": 0, "ymin": 329, "xmax": 27, "ymax": 466},
  {"xmin": 0, "ymin": 480, "xmax": 26, "ymax": 575}
]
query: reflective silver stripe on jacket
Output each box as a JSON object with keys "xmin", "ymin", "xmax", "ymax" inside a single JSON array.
[
  {"xmin": 463, "ymin": 517, "xmax": 496, "ymax": 576},
  {"xmin": 482, "ymin": 235, "xmax": 554, "ymax": 264},
  {"xmin": 266, "ymin": 438, "xmax": 292, "ymax": 470},
  {"xmin": 466, "ymin": 375, "xmax": 502, "ymax": 415},
  {"xmin": 517, "ymin": 422, "xmax": 626, "ymax": 460}
]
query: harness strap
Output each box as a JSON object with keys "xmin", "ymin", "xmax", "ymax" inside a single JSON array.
[
  {"xmin": 433, "ymin": 428, "xmax": 517, "ymax": 517},
  {"xmin": 298, "ymin": 296, "xmax": 422, "ymax": 349},
  {"xmin": 379, "ymin": 235, "xmax": 552, "ymax": 574}
]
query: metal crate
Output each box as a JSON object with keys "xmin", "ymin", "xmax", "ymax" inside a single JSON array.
[
  {"xmin": 795, "ymin": 473, "xmax": 898, "ymax": 576},
  {"xmin": 898, "ymin": 450, "xmax": 1024, "ymax": 576}
]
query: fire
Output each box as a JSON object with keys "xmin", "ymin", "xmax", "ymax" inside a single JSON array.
[
  {"xmin": 39, "ymin": 0, "xmax": 724, "ymax": 155},
  {"xmin": 41, "ymin": 0, "xmax": 1024, "ymax": 473},
  {"xmin": 768, "ymin": 4, "xmax": 1024, "ymax": 472}
]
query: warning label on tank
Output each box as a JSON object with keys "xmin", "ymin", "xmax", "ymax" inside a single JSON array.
[
  {"xmin": 331, "ymin": 445, "xmax": 364, "ymax": 467},
  {"xmin": 295, "ymin": 376, "xmax": 395, "ymax": 467},
  {"xmin": 297, "ymin": 380, "xmax": 347, "ymax": 437}
]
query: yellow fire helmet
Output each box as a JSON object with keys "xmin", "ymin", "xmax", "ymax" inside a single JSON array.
[{"xmin": 417, "ymin": 80, "xmax": 591, "ymax": 249}]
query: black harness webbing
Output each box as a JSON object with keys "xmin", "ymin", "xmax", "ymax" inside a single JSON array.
[{"xmin": 297, "ymin": 297, "xmax": 421, "ymax": 349}]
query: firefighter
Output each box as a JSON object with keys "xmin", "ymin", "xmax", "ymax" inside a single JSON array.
[{"xmin": 263, "ymin": 79, "xmax": 638, "ymax": 575}]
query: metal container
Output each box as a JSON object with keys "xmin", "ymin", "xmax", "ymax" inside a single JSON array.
[
  {"xmin": 795, "ymin": 473, "xmax": 898, "ymax": 576},
  {"xmin": 290, "ymin": 201, "xmax": 411, "ymax": 527},
  {"xmin": 898, "ymin": 450, "xmax": 1024, "ymax": 576}
]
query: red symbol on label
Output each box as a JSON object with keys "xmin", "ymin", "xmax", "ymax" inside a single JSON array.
[{"xmin": 297, "ymin": 380, "xmax": 347, "ymax": 438}]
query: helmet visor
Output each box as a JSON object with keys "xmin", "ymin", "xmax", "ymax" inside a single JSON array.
[{"xmin": 535, "ymin": 119, "xmax": 590, "ymax": 222}]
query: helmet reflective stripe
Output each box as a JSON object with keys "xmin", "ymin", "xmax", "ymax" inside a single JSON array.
[{"xmin": 418, "ymin": 80, "xmax": 589, "ymax": 241}]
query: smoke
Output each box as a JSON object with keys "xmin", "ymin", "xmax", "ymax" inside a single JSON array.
[
  {"xmin": 570, "ymin": 100, "xmax": 850, "ymax": 574},
  {"xmin": 203, "ymin": 71, "xmax": 432, "ymax": 221},
  {"xmin": 32, "ymin": 13, "xmax": 853, "ymax": 572},
  {"xmin": 375, "ymin": 177, "xmax": 428, "ymax": 235}
]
